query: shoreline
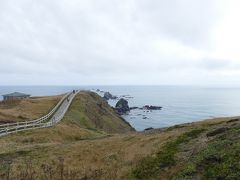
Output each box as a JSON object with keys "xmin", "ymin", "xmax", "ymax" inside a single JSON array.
[
  {"xmin": 141, "ymin": 115, "xmax": 240, "ymax": 133},
  {"xmin": 1, "ymin": 89, "xmax": 240, "ymax": 132}
]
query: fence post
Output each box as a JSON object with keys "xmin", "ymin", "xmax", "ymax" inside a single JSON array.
[
  {"xmin": 52, "ymin": 117, "xmax": 55, "ymax": 126},
  {"xmin": 16, "ymin": 122, "xmax": 19, "ymax": 132}
]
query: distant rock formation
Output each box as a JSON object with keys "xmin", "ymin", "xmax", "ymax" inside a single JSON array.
[
  {"xmin": 130, "ymin": 105, "xmax": 162, "ymax": 111},
  {"xmin": 96, "ymin": 89, "xmax": 105, "ymax": 93},
  {"xmin": 115, "ymin": 98, "xmax": 130, "ymax": 115},
  {"xmin": 144, "ymin": 127, "xmax": 154, "ymax": 131},
  {"xmin": 103, "ymin": 92, "xmax": 117, "ymax": 100},
  {"xmin": 120, "ymin": 95, "xmax": 134, "ymax": 99},
  {"xmin": 142, "ymin": 105, "xmax": 162, "ymax": 110},
  {"xmin": 129, "ymin": 107, "xmax": 139, "ymax": 110}
]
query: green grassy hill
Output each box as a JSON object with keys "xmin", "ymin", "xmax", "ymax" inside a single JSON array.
[
  {"xmin": 0, "ymin": 91, "xmax": 240, "ymax": 179},
  {"xmin": 132, "ymin": 117, "xmax": 240, "ymax": 179},
  {"xmin": 63, "ymin": 91, "xmax": 135, "ymax": 134}
]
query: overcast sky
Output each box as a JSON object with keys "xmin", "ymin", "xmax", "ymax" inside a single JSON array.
[{"xmin": 0, "ymin": 0, "xmax": 240, "ymax": 86}]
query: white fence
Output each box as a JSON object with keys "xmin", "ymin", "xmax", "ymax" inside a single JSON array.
[{"xmin": 0, "ymin": 91, "xmax": 78, "ymax": 137}]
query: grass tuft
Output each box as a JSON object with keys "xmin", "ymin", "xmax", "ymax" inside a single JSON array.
[
  {"xmin": 132, "ymin": 129, "xmax": 205, "ymax": 179},
  {"xmin": 174, "ymin": 125, "xmax": 240, "ymax": 179}
]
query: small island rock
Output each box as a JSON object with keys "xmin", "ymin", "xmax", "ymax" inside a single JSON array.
[
  {"xmin": 103, "ymin": 92, "xmax": 117, "ymax": 100},
  {"xmin": 143, "ymin": 105, "xmax": 162, "ymax": 110},
  {"xmin": 144, "ymin": 127, "xmax": 154, "ymax": 131},
  {"xmin": 115, "ymin": 98, "xmax": 130, "ymax": 114}
]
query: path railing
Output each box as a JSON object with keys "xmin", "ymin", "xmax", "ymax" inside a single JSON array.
[{"xmin": 0, "ymin": 90, "xmax": 78, "ymax": 137}]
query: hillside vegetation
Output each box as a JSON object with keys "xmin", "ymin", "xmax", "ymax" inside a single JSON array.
[
  {"xmin": 0, "ymin": 95, "xmax": 62, "ymax": 123},
  {"xmin": 0, "ymin": 91, "xmax": 239, "ymax": 179},
  {"xmin": 63, "ymin": 91, "xmax": 135, "ymax": 134}
]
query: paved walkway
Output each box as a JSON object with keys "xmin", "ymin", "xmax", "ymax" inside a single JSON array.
[{"xmin": 0, "ymin": 91, "xmax": 78, "ymax": 137}]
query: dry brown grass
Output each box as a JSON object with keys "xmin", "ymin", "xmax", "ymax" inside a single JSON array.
[
  {"xmin": 0, "ymin": 95, "xmax": 63, "ymax": 123},
  {"xmin": 0, "ymin": 129, "xmax": 181, "ymax": 179},
  {"xmin": 0, "ymin": 115, "xmax": 239, "ymax": 179}
]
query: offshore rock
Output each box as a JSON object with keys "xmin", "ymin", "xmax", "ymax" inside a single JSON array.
[
  {"xmin": 103, "ymin": 92, "xmax": 117, "ymax": 100},
  {"xmin": 115, "ymin": 98, "xmax": 130, "ymax": 115}
]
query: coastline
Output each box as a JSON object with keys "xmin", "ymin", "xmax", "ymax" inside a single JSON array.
[
  {"xmin": 1, "ymin": 89, "xmax": 238, "ymax": 131},
  {"xmin": 141, "ymin": 115, "xmax": 240, "ymax": 133}
]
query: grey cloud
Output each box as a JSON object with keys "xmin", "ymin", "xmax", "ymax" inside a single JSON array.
[
  {"xmin": 199, "ymin": 58, "xmax": 230, "ymax": 70},
  {"xmin": 133, "ymin": 0, "xmax": 221, "ymax": 48},
  {"xmin": 0, "ymin": 0, "xmax": 238, "ymax": 85}
]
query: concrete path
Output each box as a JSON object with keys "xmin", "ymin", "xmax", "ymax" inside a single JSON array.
[{"xmin": 0, "ymin": 90, "xmax": 78, "ymax": 137}]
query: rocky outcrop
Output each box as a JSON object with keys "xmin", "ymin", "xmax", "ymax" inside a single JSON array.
[
  {"xmin": 121, "ymin": 95, "xmax": 134, "ymax": 99},
  {"xmin": 69, "ymin": 91, "xmax": 135, "ymax": 133},
  {"xmin": 144, "ymin": 127, "xmax": 154, "ymax": 131},
  {"xmin": 129, "ymin": 106, "xmax": 139, "ymax": 110},
  {"xmin": 96, "ymin": 89, "xmax": 105, "ymax": 93},
  {"xmin": 115, "ymin": 98, "xmax": 130, "ymax": 115},
  {"xmin": 143, "ymin": 105, "xmax": 162, "ymax": 110},
  {"xmin": 130, "ymin": 105, "xmax": 162, "ymax": 111},
  {"xmin": 103, "ymin": 92, "xmax": 117, "ymax": 100}
]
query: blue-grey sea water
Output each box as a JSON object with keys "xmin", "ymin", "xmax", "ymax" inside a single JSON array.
[{"xmin": 1, "ymin": 86, "xmax": 240, "ymax": 131}]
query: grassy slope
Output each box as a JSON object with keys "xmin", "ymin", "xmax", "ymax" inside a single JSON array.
[
  {"xmin": 0, "ymin": 91, "xmax": 240, "ymax": 179},
  {"xmin": 0, "ymin": 95, "xmax": 62, "ymax": 123},
  {"xmin": 63, "ymin": 91, "xmax": 135, "ymax": 134},
  {"xmin": 132, "ymin": 117, "xmax": 240, "ymax": 179}
]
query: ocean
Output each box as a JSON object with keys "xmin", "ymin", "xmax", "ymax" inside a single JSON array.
[{"xmin": 1, "ymin": 86, "xmax": 240, "ymax": 131}]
